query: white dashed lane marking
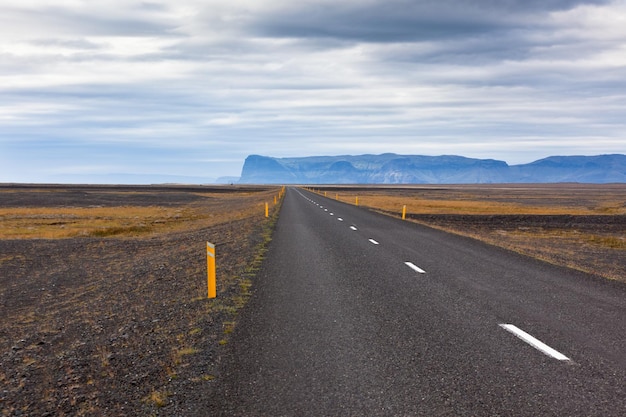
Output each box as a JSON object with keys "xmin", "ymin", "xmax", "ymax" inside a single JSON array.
[
  {"xmin": 369, "ymin": 239, "xmax": 380, "ymax": 245},
  {"xmin": 499, "ymin": 324, "xmax": 571, "ymax": 361},
  {"xmin": 405, "ymin": 262, "xmax": 426, "ymax": 274}
]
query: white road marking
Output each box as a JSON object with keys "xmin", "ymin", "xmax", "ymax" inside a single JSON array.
[
  {"xmin": 330, "ymin": 213, "xmax": 334, "ymax": 216},
  {"xmin": 350, "ymin": 226, "xmax": 358, "ymax": 231},
  {"xmin": 324, "ymin": 209, "xmax": 328, "ymax": 212},
  {"xmin": 338, "ymin": 218, "xmax": 343, "ymax": 221},
  {"xmin": 499, "ymin": 324, "xmax": 571, "ymax": 361},
  {"xmin": 404, "ymin": 262, "xmax": 426, "ymax": 274},
  {"xmin": 369, "ymin": 239, "xmax": 379, "ymax": 245}
]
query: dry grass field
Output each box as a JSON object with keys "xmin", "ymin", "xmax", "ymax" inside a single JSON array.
[
  {"xmin": 0, "ymin": 184, "xmax": 282, "ymax": 416},
  {"xmin": 314, "ymin": 184, "xmax": 626, "ymax": 282}
]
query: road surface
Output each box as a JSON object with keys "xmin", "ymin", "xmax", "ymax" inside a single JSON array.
[{"xmin": 206, "ymin": 187, "xmax": 626, "ymax": 416}]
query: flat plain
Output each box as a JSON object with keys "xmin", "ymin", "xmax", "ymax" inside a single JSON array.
[
  {"xmin": 1, "ymin": 183, "xmax": 624, "ymax": 415},
  {"xmin": 0, "ymin": 184, "xmax": 281, "ymax": 416}
]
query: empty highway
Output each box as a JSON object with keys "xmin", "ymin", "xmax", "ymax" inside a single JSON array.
[{"xmin": 207, "ymin": 187, "xmax": 626, "ymax": 416}]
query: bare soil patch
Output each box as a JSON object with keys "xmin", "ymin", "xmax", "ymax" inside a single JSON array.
[
  {"xmin": 315, "ymin": 184, "xmax": 626, "ymax": 282},
  {"xmin": 0, "ymin": 184, "xmax": 282, "ymax": 416}
]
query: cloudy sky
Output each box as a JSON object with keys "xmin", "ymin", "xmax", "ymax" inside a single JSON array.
[{"xmin": 1, "ymin": 0, "xmax": 625, "ymax": 183}]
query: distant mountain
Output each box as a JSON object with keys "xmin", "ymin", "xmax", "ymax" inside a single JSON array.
[
  {"xmin": 510, "ymin": 155, "xmax": 626, "ymax": 183},
  {"xmin": 238, "ymin": 154, "xmax": 626, "ymax": 184}
]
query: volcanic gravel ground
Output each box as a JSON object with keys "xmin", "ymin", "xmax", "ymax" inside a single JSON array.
[
  {"xmin": 0, "ymin": 184, "xmax": 265, "ymax": 208},
  {"xmin": 407, "ymin": 214, "xmax": 626, "ymax": 281},
  {"xmin": 0, "ymin": 185, "xmax": 277, "ymax": 416}
]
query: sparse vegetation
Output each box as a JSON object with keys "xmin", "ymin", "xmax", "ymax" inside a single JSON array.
[
  {"xmin": 223, "ymin": 321, "xmax": 236, "ymax": 334},
  {"xmin": 0, "ymin": 184, "xmax": 284, "ymax": 415},
  {"xmin": 327, "ymin": 183, "xmax": 626, "ymax": 216},
  {"xmin": 144, "ymin": 390, "xmax": 169, "ymax": 408},
  {"xmin": 0, "ymin": 188, "xmax": 279, "ymax": 239}
]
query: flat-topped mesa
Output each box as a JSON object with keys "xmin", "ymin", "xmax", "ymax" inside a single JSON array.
[{"xmin": 238, "ymin": 154, "xmax": 626, "ymax": 184}]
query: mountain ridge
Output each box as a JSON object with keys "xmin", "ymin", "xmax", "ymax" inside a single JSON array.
[{"xmin": 239, "ymin": 153, "xmax": 626, "ymax": 184}]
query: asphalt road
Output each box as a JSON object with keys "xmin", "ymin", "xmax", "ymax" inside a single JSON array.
[{"xmin": 207, "ymin": 187, "xmax": 626, "ymax": 416}]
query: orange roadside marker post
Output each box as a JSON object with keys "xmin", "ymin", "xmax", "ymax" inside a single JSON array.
[{"xmin": 207, "ymin": 242, "xmax": 216, "ymax": 299}]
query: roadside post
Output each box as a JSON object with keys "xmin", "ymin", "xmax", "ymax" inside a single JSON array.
[
  {"xmin": 355, "ymin": 196, "xmax": 359, "ymax": 206},
  {"xmin": 402, "ymin": 205, "xmax": 407, "ymax": 220},
  {"xmin": 207, "ymin": 242, "xmax": 216, "ymax": 299},
  {"xmin": 265, "ymin": 202, "xmax": 269, "ymax": 218}
]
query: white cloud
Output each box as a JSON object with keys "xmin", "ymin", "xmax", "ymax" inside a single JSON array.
[{"xmin": 551, "ymin": 1, "xmax": 626, "ymax": 38}]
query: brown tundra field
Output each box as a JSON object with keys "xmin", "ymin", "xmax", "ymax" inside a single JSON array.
[
  {"xmin": 1, "ymin": 183, "xmax": 625, "ymax": 415},
  {"xmin": 0, "ymin": 184, "xmax": 282, "ymax": 416}
]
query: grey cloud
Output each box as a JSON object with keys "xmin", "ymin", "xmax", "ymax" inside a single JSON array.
[
  {"xmin": 249, "ymin": 0, "xmax": 610, "ymax": 43},
  {"xmin": 372, "ymin": 31, "xmax": 535, "ymax": 66},
  {"xmin": 253, "ymin": 5, "xmax": 498, "ymax": 43},
  {"xmin": 137, "ymin": 2, "xmax": 170, "ymax": 12},
  {"xmin": 16, "ymin": 6, "xmax": 175, "ymax": 37}
]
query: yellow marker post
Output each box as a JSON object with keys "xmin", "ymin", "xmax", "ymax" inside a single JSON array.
[
  {"xmin": 402, "ymin": 205, "xmax": 407, "ymax": 220},
  {"xmin": 324, "ymin": 191, "xmax": 327, "ymax": 197},
  {"xmin": 207, "ymin": 242, "xmax": 216, "ymax": 299},
  {"xmin": 274, "ymin": 195, "xmax": 277, "ymax": 204},
  {"xmin": 355, "ymin": 196, "xmax": 359, "ymax": 206},
  {"xmin": 265, "ymin": 202, "xmax": 269, "ymax": 218}
]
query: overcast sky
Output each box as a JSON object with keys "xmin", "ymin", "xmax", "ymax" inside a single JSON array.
[{"xmin": 1, "ymin": 0, "xmax": 625, "ymax": 183}]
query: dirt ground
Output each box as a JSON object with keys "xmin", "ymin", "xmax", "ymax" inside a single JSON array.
[
  {"xmin": 0, "ymin": 184, "xmax": 281, "ymax": 416},
  {"xmin": 403, "ymin": 213, "xmax": 626, "ymax": 281}
]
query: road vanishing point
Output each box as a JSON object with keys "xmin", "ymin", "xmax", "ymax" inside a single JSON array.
[{"xmin": 207, "ymin": 187, "xmax": 626, "ymax": 416}]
